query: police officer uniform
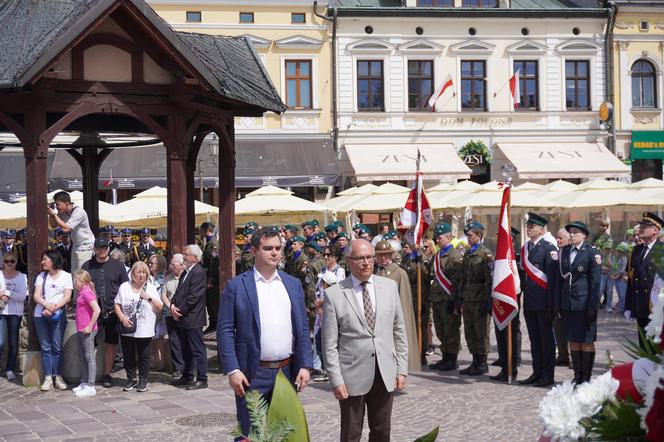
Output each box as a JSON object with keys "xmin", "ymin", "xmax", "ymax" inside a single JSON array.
[
  {"xmin": 118, "ymin": 228, "xmax": 133, "ymax": 266},
  {"xmin": 625, "ymin": 212, "xmax": 664, "ymax": 349},
  {"xmin": 428, "ymin": 223, "xmax": 464, "ymax": 371},
  {"xmin": 131, "ymin": 228, "xmax": 158, "ymax": 265},
  {"xmin": 16, "ymin": 229, "xmax": 28, "ymax": 274},
  {"xmin": 518, "ymin": 214, "xmax": 557, "ymax": 387},
  {"xmin": 459, "ymin": 221, "xmax": 494, "ymax": 376},
  {"xmin": 55, "ymin": 231, "xmax": 73, "ymax": 273},
  {"xmin": 553, "ymin": 221, "xmax": 601, "ymax": 384}
]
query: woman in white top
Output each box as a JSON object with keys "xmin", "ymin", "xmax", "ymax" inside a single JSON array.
[
  {"xmin": 114, "ymin": 261, "xmax": 163, "ymax": 392},
  {"xmin": 0, "ymin": 251, "xmax": 28, "ymax": 381},
  {"xmin": 33, "ymin": 249, "xmax": 72, "ymax": 391}
]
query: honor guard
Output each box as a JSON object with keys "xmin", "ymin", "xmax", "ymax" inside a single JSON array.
[
  {"xmin": 131, "ymin": 228, "xmax": 158, "ymax": 265},
  {"xmin": 283, "ymin": 224, "xmax": 299, "ymax": 257},
  {"xmin": 118, "ymin": 228, "xmax": 133, "ymax": 266}
]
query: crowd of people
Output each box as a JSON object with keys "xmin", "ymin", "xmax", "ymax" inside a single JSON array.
[{"xmin": 0, "ymin": 190, "xmax": 662, "ymax": 441}]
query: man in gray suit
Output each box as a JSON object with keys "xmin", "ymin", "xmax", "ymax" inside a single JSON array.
[{"xmin": 322, "ymin": 239, "xmax": 408, "ymax": 442}]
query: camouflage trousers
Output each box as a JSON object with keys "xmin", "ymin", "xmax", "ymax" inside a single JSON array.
[
  {"xmin": 431, "ymin": 301, "xmax": 461, "ymax": 354},
  {"xmin": 462, "ymin": 301, "xmax": 491, "ymax": 355}
]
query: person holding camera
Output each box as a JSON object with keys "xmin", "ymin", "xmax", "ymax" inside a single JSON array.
[{"xmin": 48, "ymin": 191, "xmax": 95, "ymax": 273}]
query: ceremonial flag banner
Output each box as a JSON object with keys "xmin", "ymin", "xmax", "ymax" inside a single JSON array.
[
  {"xmin": 491, "ymin": 185, "xmax": 520, "ymax": 330},
  {"xmin": 427, "ymin": 74, "xmax": 453, "ymax": 111},
  {"xmin": 509, "ymin": 70, "xmax": 520, "ymax": 108},
  {"xmin": 398, "ymin": 153, "xmax": 432, "ymax": 246}
]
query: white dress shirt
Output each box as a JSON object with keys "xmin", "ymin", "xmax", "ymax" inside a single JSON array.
[
  {"xmin": 254, "ymin": 268, "xmax": 293, "ymax": 361},
  {"xmin": 350, "ymin": 274, "xmax": 376, "ymax": 315},
  {"xmin": 643, "ymin": 239, "xmax": 657, "ymax": 259}
]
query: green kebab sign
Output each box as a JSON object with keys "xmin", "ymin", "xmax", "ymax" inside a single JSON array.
[{"xmin": 631, "ymin": 131, "xmax": 664, "ymax": 159}]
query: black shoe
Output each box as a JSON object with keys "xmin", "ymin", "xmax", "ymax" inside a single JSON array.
[
  {"xmin": 102, "ymin": 374, "xmax": 113, "ymax": 388},
  {"xmin": 533, "ymin": 377, "xmax": 555, "ymax": 388},
  {"xmin": 459, "ymin": 355, "xmax": 477, "ymax": 375},
  {"xmin": 123, "ymin": 379, "xmax": 138, "ymax": 392},
  {"xmin": 467, "ymin": 355, "xmax": 489, "ymax": 376},
  {"xmin": 186, "ymin": 380, "xmax": 208, "ymax": 390},
  {"xmin": 518, "ymin": 373, "xmax": 539, "ymax": 385},
  {"xmin": 171, "ymin": 377, "xmax": 195, "ymax": 387},
  {"xmin": 136, "ymin": 379, "xmax": 148, "ymax": 392},
  {"xmin": 555, "ymin": 357, "xmax": 570, "ymax": 367},
  {"xmin": 429, "ymin": 360, "xmax": 445, "ymax": 371},
  {"xmin": 172, "ymin": 371, "xmax": 182, "ymax": 379},
  {"xmin": 489, "ymin": 369, "xmax": 507, "ymax": 381},
  {"xmin": 439, "ymin": 354, "xmax": 459, "ymax": 371},
  {"xmin": 491, "ymin": 359, "xmax": 503, "ymax": 367}
]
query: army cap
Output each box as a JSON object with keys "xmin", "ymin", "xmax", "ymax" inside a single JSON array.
[
  {"xmin": 333, "ymin": 220, "xmax": 344, "ymax": 228},
  {"xmin": 284, "ymin": 224, "xmax": 298, "ymax": 233},
  {"xmin": 140, "ymin": 228, "xmax": 151, "ymax": 235},
  {"xmin": 336, "ymin": 232, "xmax": 348, "ymax": 240},
  {"xmin": 324, "ymin": 223, "xmax": 338, "ymax": 233},
  {"xmin": 301, "ymin": 220, "xmax": 315, "ymax": 228},
  {"xmin": 565, "ymin": 221, "xmax": 589, "ymax": 236},
  {"xmin": 640, "ymin": 211, "xmax": 664, "ymax": 230},
  {"xmin": 4, "ymin": 228, "xmax": 16, "ymax": 237},
  {"xmin": 245, "ymin": 222, "xmax": 258, "ymax": 229},
  {"xmin": 383, "ymin": 230, "xmax": 397, "ymax": 240},
  {"xmin": 121, "ymin": 228, "xmax": 132, "ymax": 236},
  {"xmin": 464, "ymin": 221, "xmax": 484, "ymax": 233},
  {"xmin": 111, "ymin": 229, "xmax": 120, "ymax": 237},
  {"xmin": 526, "ymin": 213, "xmax": 548, "ymax": 227},
  {"xmin": 434, "ymin": 222, "xmax": 451, "ymax": 237},
  {"xmin": 292, "ymin": 236, "xmax": 306, "ymax": 244},
  {"xmin": 54, "ymin": 227, "xmax": 63, "ymax": 235},
  {"xmin": 306, "ymin": 242, "xmax": 322, "ymax": 253},
  {"xmin": 375, "ymin": 240, "xmax": 393, "ymax": 254}
]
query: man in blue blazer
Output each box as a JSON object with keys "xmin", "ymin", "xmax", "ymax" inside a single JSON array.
[{"xmin": 218, "ymin": 227, "xmax": 313, "ymax": 439}]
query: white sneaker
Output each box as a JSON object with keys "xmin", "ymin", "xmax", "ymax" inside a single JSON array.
[
  {"xmin": 6, "ymin": 371, "xmax": 15, "ymax": 381},
  {"xmin": 54, "ymin": 376, "xmax": 67, "ymax": 390},
  {"xmin": 40, "ymin": 376, "xmax": 53, "ymax": 391},
  {"xmin": 73, "ymin": 382, "xmax": 88, "ymax": 393},
  {"xmin": 75, "ymin": 385, "xmax": 96, "ymax": 398}
]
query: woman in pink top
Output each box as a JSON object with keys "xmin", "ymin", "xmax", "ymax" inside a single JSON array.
[{"xmin": 73, "ymin": 270, "xmax": 100, "ymax": 398}]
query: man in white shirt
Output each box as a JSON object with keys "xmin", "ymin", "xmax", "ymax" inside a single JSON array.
[
  {"xmin": 218, "ymin": 228, "xmax": 313, "ymax": 440},
  {"xmin": 48, "ymin": 191, "xmax": 94, "ymax": 273}
]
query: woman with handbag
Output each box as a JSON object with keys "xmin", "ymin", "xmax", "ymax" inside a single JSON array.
[
  {"xmin": 0, "ymin": 251, "xmax": 28, "ymax": 381},
  {"xmin": 114, "ymin": 261, "xmax": 163, "ymax": 392},
  {"xmin": 33, "ymin": 249, "xmax": 72, "ymax": 391}
]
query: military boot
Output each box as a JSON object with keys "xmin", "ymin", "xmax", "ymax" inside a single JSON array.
[
  {"xmin": 459, "ymin": 355, "xmax": 477, "ymax": 375},
  {"xmin": 581, "ymin": 351, "xmax": 595, "ymax": 383},
  {"xmin": 440, "ymin": 353, "xmax": 458, "ymax": 371},
  {"xmin": 468, "ymin": 354, "xmax": 489, "ymax": 375},
  {"xmin": 429, "ymin": 354, "xmax": 448, "ymax": 371},
  {"xmin": 570, "ymin": 350, "xmax": 583, "ymax": 386}
]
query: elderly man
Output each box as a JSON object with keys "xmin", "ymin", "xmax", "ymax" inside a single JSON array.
[
  {"xmin": 48, "ymin": 191, "xmax": 95, "ymax": 272},
  {"xmin": 161, "ymin": 253, "xmax": 186, "ymax": 379},
  {"xmin": 323, "ymin": 239, "xmax": 408, "ymax": 442},
  {"xmin": 170, "ymin": 244, "xmax": 208, "ymax": 390}
]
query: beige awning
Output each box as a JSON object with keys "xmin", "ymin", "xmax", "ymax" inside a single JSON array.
[
  {"xmin": 496, "ymin": 142, "xmax": 630, "ymax": 179},
  {"xmin": 344, "ymin": 143, "xmax": 471, "ymax": 182}
]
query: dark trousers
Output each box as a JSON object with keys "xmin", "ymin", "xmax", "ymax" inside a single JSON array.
[
  {"xmin": 637, "ymin": 317, "xmax": 651, "ymax": 350},
  {"xmin": 178, "ymin": 327, "xmax": 207, "ymax": 381},
  {"xmin": 165, "ymin": 317, "xmax": 184, "ymax": 373},
  {"xmin": 553, "ymin": 318, "xmax": 569, "ymax": 361},
  {"xmin": 0, "ymin": 315, "xmax": 21, "ymax": 372},
  {"xmin": 205, "ymin": 287, "xmax": 219, "ymax": 329},
  {"xmin": 524, "ymin": 310, "xmax": 555, "ymax": 379},
  {"xmin": 494, "ymin": 309, "xmax": 521, "ymax": 371},
  {"xmin": 121, "ymin": 336, "xmax": 152, "ymax": 381},
  {"xmin": 235, "ymin": 365, "xmax": 292, "ymax": 441},
  {"xmin": 339, "ymin": 364, "xmax": 394, "ymax": 442}
]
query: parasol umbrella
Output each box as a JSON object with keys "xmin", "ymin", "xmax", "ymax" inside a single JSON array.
[
  {"xmin": 322, "ymin": 183, "xmax": 378, "ymax": 213},
  {"xmin": 428, "ymin": 180, "xmax": 482, "ymax": 209},
  {"xmin": 549, "ymin": 179, "xmax": 661, "ymax": 208},
  {"xmin": 235, "ymin": 185, "xmax": 330, "ymax": 226},
  {"xmin": 339, "ymin": 182, "xmax": 411, "ymax": 213}
]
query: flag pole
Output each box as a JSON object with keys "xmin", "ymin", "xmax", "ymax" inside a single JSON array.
[
  {"xmin": 505, "ymin": 169, "xmax": 514, "ymax": 385},
  {"xmin": 416, "ymin": 152, "xmax": 423, "ymax": 363},
  {"xmin": 417, "ymin": 259, "xmax": 422, "ymax": 361}
]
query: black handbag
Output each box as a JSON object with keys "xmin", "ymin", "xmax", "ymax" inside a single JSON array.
[{"xmin": 116, "ymin": 299, "xmax": 143, "ymax": 334}]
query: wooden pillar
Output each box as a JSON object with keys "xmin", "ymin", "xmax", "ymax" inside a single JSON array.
[
  {"xmin": 165, "ymin": 116, "xmax": 189, "ymax": 256},
  {"xmin": 187, "ymin": 134, "xmax": 206, "ymax": 245},
  {"xmin": 218, "ymin": 121, "xmax": 236, "ymax": 289}
]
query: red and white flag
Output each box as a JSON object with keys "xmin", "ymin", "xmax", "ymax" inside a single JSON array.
[
  {"xmin": 509, "ymin": 70, "xmax": 520, "ymax": 108},
  {"xmin": 491, "ymin": 185, "xmax": 520, "ymax": 331},
  {"xmin": 398, "ymin": 152, "xmax": 432, "ymax": 246},
  {"xmin": 427, "ymin": 74, "xmax": 454, "ymax": 111}
]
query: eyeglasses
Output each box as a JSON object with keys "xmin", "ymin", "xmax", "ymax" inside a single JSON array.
[
  {"xmin": 3, "ymin": 259, "xmax": 16, "ymax": 264},
  {"xmin": 348, "ymin": 255, "xmax": 375, "ymax": 263}
]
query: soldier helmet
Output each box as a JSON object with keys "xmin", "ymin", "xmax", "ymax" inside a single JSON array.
[{"xmin": 375, "ymin": 240, "xmax": 393, "ymax": 254}]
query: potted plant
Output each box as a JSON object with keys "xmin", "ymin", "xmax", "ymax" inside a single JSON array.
[{"xmin": 458, "ymin": 140, "xmax": 492, "ymax": 176}]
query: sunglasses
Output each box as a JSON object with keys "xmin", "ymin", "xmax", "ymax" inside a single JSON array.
[
  {"xmin": 4, "ymin": 259, "xmax": 16, "ymax": 264},
  {"xmin": 322, "ymin": 253, "xmax": 332, "ymax": 257}
]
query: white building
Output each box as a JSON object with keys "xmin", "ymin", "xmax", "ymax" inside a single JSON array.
[{"xmin": 334, "ymin": 0, "xmax": 629, "ymax": 186}]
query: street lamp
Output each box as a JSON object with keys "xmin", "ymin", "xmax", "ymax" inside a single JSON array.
[{"xmin": 199, "ymin": 133, "xmax": 220, "ymax": 202}]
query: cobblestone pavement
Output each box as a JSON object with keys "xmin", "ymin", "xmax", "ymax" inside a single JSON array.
[{"xmin": 0, "ymin": 311, "xmax": 634, "ymax": 441}]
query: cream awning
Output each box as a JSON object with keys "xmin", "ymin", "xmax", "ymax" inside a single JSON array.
[
  {"xmin": 344, "ymin": 144, "xmax": 471, "ymax": 182},
  {"xmin": 496, "ymin": 142, "xmax": 630, "ymax": 179}
]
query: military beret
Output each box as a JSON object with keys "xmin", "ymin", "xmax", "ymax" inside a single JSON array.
[
  {"xmin": 140, "ymin": 228, "xmax": 151, "ymax": 235},
  {"xmin": 243, "ymin": 228, "xmax": 256, "ymax": 236},
  {"xmin": 121, "ymin": 228, "xmax": 132, "ymax": 235},
  {"xmin": 526, "ymin": 212, "xmax": 548, "ymax": 227},
  {"xmin": 311, "ymin": 220, "xmax": 319, "ymax": 227},
  {"xmin": 510, "ymin": 227, "xmax": 520, "ymax": 238},
  {"xmin": 292, "ymin": 236, "xmax": 306, "ymax": 244},
  {"xmin": 4, "ymin": 228, "xmax": 16, "ymax": 237},
  {"xmin": 565, "ymin": 221, "xmax": 589, "ymax": 236},
  {"xmin": 306, "ymin": 242, "xmax": 322, "ymax": 253},
  {"xmin": 433, "ymin": 222, "xmax": 451, "ymax": 237},
  {"xmin": 200, "ymin": 222, "xmax": 215, "ymax": 231},
  {"xmin": 336, "ymin": 232, "xmax": 348, "ymax": 240},
  {"xmin": 383, "ymin": 230, "xmax": 397, "ymax": 240},
  {"xmin": 375, "ymin": 240, "xmax": 393, "ymax": 253},
  {"xmin": 245, "ymin": 222, "xmax": 258, "ymax": 229},
  {"xmin": 314, "ymin": 232, "xmax": 327, "ymax": 240},
  {"xmin": 301, "ymin": 220, "xmax": 315, "ymax": 228},
  {"xmin": 464, "ymin": 221, "xmax": 484, "ymax": 233},
  {"xmin": 353, "ymin": 223, "xmax": 363, "ymax": 231},
  {"xmin": 333, "ymin": 220, "xmax": 344, "ymax": 228},
  {"xmin": 358, "ymin": 226, "xmax": 370, "ymax": 234},
  {"xmin": 284, "ymin": 224, "xmax": 298, "ymax": 233},
  {"xmin": 324, "ymin": 223, "xmax": 338, "ymax": 233},
  {"xmin": 640, "ymin": 211, "xmax": 664, "ymax": 230}
]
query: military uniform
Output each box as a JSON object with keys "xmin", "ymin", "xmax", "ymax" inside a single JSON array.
[
  {"xmin": 428, "ymin": 243, "xmax": 464, "ymax": 370},
  {"xmin": 459, "ymin": 222, "xmax": 494, "ymax": 376},
  {"xmin": 202, "ymin": 234, "xmax": 220, "ymax": 331},
  {"xmin": 401, "ymin": 249, "xmax": 430, "ymax": 361},
  {"xmin": 303, "ymin": 245, "xmax": 326, "ymax": 327}
]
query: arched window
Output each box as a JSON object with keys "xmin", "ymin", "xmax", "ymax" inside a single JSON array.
[{"xmin": 632, "ymin": 60, "xmax": 657, "ymax": 108}]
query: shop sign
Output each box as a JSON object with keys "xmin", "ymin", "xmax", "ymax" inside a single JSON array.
[{"xmin": 631, "ymin": 131, "xmax": 664, "ymax": 159}]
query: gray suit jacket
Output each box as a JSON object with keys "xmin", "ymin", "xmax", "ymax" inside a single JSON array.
[{"xmin": 322, "ymin": 275, "xmax": 408, "ymax": 397}]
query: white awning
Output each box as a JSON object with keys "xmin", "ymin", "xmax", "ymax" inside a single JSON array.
[
  {"xmin": 344, "ymin": 143, "xmax": 472, "ymax": 182},
  {"xmin": 496, "ymin": 142, "xmax": 630, "ymax": 179}
]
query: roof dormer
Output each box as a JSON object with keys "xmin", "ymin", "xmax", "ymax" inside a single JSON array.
[{"xmin": 449, "ymin": 39, "xmax": 495, "ymax": 54}]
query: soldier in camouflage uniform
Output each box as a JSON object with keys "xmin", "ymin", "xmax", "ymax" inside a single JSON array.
[
  {"xmin": 400, "ymin": 241, "xmax": 431, "ymax": 364},
  {"xmin": 285, "ymin": 236, "xmax": 308, "ymax": 279},
  {"xmin": 236, "ymin": 228, "xmax": 256, "ymax": 274},
  {"xmin": 459, "ymin": 221, "xmax": 494, "ymax": 376},
  {"xmin": 303, "ymin": 242, "xmax": 326, "ymax": 327},
  {"xmin": 200, "ymin": 222, "xmax": 219, "ymax": 333},
  {"xmin": 427, "ymin": 223, "xmax": 464, "ymax": 371}
]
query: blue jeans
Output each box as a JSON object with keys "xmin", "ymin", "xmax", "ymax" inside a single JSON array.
[
  {"xmin": 599, "ymin": 274, "xmax": 609, "ymax": 303},
  {"xmin": 34, "ymin": 315, "xmax": 67, "ymax": 376},
  {"xmin": 615, "ymin": 279, "xmax": 627, "ymax": 311},
  {"xmin": 0, "ymin": 315, "xmax": 21, "ymax": 372}
]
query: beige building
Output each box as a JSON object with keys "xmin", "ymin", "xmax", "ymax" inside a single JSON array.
[
  {"xmin": 149, "ymin": 1, "xmax": 338, "ymax": 199},
  {"xmin": 612, "ymin": 0, "xmax": 664, "ymax": 180}
]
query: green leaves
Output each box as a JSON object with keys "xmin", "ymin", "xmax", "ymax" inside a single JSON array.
[
  {"xmin": 581, "ymin": 400, "xmax": 643, "ymax": 441},
  {"xmin": 413, "ymin": 427, "xmax": 440, "ymax": 442},
  {"xmin": 266, "ymin": 370, "xmax": 310, "ymax": 442},
  {"xmin": 621, "ymin": 329, "xmax": 662, "ymax": 364}
]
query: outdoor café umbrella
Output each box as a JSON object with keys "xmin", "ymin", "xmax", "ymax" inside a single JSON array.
[
  {"xmin": 443, "ymin": 181, "xmax": 555, "ymax": 210},
  {"xmin": 321, "ymin": 183, "xmax": 377, "ymax": 213},
  {"xmin": 235, "ymin": 185, "xmax": 330, "ymax": 226},
  {"xmin": 549, "ymin": 179, "xmax": 662, "ymax": 208},
  {"xmin": 338, "ymin": 182, "xmax": 411, "ymax": 213},
  {"xmin": 428, "ymin": 180, "xmax": 482, "ymax": 210}
]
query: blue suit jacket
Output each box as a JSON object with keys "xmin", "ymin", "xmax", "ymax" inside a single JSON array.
[{"xmin": 217, "ymin": 269, "xmax": 313, "ymax": 382}]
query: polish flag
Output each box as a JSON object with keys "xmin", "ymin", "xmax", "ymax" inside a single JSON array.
[
  {"xmin": 398, "ymin": 152, "xmax": 432, "ymax": 246},
  {"xmin": 491, "ymin": 184, "xmax": 520, "ymax": 331},
  {"xmin": 509, "ymin": 70, "xmax": 520, "ymax": 108},
  {"xmin": 427, "ymin": 74, "xmax": 454, "ymax": 111}
]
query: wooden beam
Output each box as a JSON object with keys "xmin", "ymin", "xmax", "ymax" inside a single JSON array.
[
  {"xmin": 217, "ymin": 120, "xmax": 236, "ymax": 288},
  {"xmin": 165, "ymin": 115, "xmax": 189, "ymax": 256}
]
